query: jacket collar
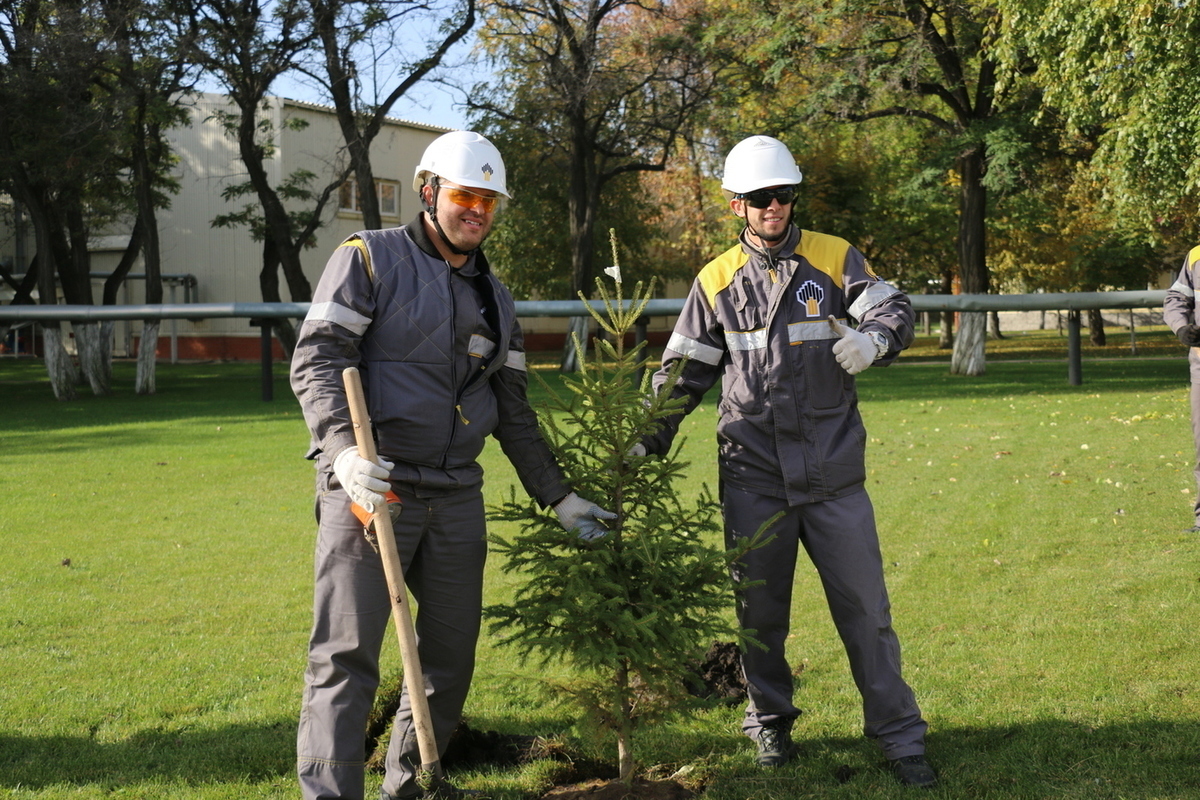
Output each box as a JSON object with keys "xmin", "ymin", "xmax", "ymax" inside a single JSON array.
[{"xmin": 739, "ymin": 224, "xmax": 799, "ymax": 259}]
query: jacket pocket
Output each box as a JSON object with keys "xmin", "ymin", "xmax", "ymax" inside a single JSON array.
[{"xmin": 800, "ymin": 343, "xmax": 851, "ymax": 410}]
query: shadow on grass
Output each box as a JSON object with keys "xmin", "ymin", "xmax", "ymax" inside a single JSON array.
[
  {"xmin": 688, "ymin": 718, "xmax": 1200, "ymax": 799},
  {"xmin": 2, "ymin": 715, "xmax": 1197, "ymax": 797},
  {"xmin": 0, "ymin": 719, "xmax": 296, "ymax": 790}
]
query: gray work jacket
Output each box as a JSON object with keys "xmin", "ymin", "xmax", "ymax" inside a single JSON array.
[
  {"xmin": 290, "ymin": 216, "xmax": 569, "ymax": 505},
  {"xmin": 645, "ymin": 225, "xmax": 914, "ymax": 505},
  {"xmin": 1164, "ymin": 245, "xmax": 1200, "ymax": 368}
]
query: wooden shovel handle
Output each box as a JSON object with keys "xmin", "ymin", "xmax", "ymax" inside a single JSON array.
[{"xmin": 342, "ymin": 367, "xmax": 442, "ymax": 777}]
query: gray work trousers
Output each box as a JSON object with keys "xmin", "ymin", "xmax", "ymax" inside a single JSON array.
[
  {"xmin": 297, "ymin": 476, "xmax": 488, "ymax": 800},
  {"xmin": 724, "ymin": 483, "xmax": 927, "ymax": 759},
  {"xmin": 1190, "ymin": 352, "xmax": 1200, "ymax": 522}
]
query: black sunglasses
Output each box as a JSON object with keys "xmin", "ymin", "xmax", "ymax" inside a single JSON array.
[{"xmin": 737, "ymin": 186, "xmax": 798, "ymax": 209}]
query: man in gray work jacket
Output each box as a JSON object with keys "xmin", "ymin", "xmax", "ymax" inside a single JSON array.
[
  {"xmin": 290, "ymin": 130, "xmax": 613, "ymax": 800},
  {"xmin": 637, "ymin": 135, "xmax": 935, "ymax": 787},
  {"xmin": 1163, "ymin": 244, "xmax": 1200, "ymax": 532}
]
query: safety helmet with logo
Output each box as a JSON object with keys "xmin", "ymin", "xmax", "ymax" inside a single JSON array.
[
  {"xmin": 412, "ymin": 130, "xmax": 510, "ymax": 198},
  {"xmin": 720, "ymin": 135, "xmax": 803, "ymax": 196}
]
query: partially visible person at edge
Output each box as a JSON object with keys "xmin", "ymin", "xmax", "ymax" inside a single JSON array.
[
  {"xmin": 1163, "ymin": 244, "xmax": 1200, "ymax": 533},
  {"xmin": 634, "ymin": 135, "xmax": 937, "ymax": 787},
  {"xmin": 290, "ymin": 130, "xmax": 615, "ymax": 800}
]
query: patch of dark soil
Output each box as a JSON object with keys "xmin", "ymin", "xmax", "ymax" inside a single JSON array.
[
  {"xmin": 685, "ymin": 641, "xmax": 746, "ymax": 700},
  {"xmin": 539, "ymin": 778, "xmax": 694, "ymax": 800},
  {"xmin": 442, "ymin": 722, "xmax": 538, "ymax": 769},
  {"xmin": 834, "ymin": 763, "xmax": 857, "ymax": 784},
  {"xmin": 367, "ymin": 715, "xmax": 616, "ymax": 780}
]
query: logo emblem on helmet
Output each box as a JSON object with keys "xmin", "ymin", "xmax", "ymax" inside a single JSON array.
[{"xmin": 481, "ymin": 163, "xmax": 494, "ymax": 182}]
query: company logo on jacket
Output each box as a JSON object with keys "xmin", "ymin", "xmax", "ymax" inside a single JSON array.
[{"xmin": 796, "ymin": 280, "xmax": 825, "ymax": 317}]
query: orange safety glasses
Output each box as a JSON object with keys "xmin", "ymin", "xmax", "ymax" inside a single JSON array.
[{"xmin": 444, "ymin": 186, "xmax": 500, "ymax": 213}]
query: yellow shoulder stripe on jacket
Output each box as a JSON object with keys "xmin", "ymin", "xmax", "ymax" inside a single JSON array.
[
  {"xmin": 338, "ymin": 237, "xmax": 373, "ymax": 281},
  {"xmin": 1189, "ymin": 244, "xmax": 1200, "ymax": 271},
  {"xmin": 798, "ymin": 230, "xmax": 852, "ymax": 287},
  {"xmin": 697, "ymin": 244, "xmax": 750, "ymax": 307}
]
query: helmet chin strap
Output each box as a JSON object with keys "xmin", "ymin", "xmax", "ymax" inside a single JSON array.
[
  {"xmin": 740, "ymin": 204, "xmax": 793, "ymax": 271},
  {"xmin": 423, "ymin": 179, "xmax": 480, "ymax": 257}
]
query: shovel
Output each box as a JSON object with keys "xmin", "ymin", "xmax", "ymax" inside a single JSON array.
[{"xmin": 343, "ymin": 367, "xmax": 452, "ymax": 797}]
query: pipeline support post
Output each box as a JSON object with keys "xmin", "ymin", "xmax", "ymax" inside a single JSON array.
[
  {"xmin": 1067, "ymin": 310, "xmax": 1082, "ymax": 386},
  {"xmin": 249, "ymin": 318, "xmax": 273, "ymax": 401}
]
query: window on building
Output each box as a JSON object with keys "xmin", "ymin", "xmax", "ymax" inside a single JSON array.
[{"xmin": 339, "ymin": 178, "xmax": 400, "ymax": 218}]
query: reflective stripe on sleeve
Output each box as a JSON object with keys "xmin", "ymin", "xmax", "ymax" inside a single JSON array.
[
  {"xmin": 1170, "ymin": 279, "xmax": 1195, "ymax": 298},
  {"xmin": 788, "ymin": 319, "xmax": 843, "ymax": 344},
  {"xmin": 504, "ymin": 349, "xmax": 527, "ymax": 371},
  {"xmin": 666, "ymin": 331, "xmax": 724, "ymax": 365},
  {"xmin": 848, "ymin": 281, "xmax": 902, "ymax": 320},
  {"xmin": 305, "ymin": 301, "xmax": 372, "ymax": 336},
  {"xmin": 724, "ymin": 328, "xmax": 767, "ymax": 352}
]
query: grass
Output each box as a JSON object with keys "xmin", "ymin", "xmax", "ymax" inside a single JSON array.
[{"xmin": 1, "ymin": 324, "xmax": 1199, "ymax": 799}]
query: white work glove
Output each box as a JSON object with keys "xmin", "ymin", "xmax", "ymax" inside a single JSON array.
[
  {"xmin": 829, "ymin": 315, "xmax": 876, "ymax": 376},
  {"xmin": 332, "ymin": 446, "xmax": 394, "ymax": 512},
  {"xmin": 627, "ymin": 443, "xmax": 647, "ymax": 459},
  {"xmin": 554, "ymin": 492, "xmax": 617, "ymax": 541}
]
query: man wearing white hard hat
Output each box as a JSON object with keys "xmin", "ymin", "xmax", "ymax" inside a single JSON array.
[
  {"xmin": 638, "ymin": 135, "xmax": 935, "ymax": 787},
  {"xmin": 291, "ymin": 130, "xmax": 614, "ymax": 800}
]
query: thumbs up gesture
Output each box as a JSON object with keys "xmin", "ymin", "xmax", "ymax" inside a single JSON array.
[{"xmin": 828, "ymin": 315, "xmax": 876, "ymax": 375}]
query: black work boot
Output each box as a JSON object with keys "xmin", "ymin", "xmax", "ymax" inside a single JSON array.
[
  {"xmin": 888, "ymin": 754, "xmax": 938, "ymax": 788},
  {"xmin": 754, "ymin": 719, "xmax": 796, "ymax": 768}
]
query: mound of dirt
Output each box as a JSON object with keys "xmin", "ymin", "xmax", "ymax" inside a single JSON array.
[
  {"xmin": 686, "ymin": 641, "xmax": 746, "ymax": 700},
  {"xmin": 539, "ymin": 777, "xmax": 694, "ymax": 800},
  {"xmin": 442, "ymin": 723, "xmax": 538, "ymax": 769}
]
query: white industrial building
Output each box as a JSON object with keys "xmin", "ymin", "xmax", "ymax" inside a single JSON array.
[{"xmin": 1, "ymin": 93, "xmax": 448, "ymax": 359}]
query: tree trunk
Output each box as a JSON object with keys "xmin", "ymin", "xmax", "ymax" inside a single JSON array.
[
  {"xmin": 42, "ymin": 324, "xmax": 77, "ymax": 401},
  {"xmin": 103, "ymin": 217, "xmax": 144, "ymax": 305},
  {"xmin": 949, "ymin": 144, "xmax": 988, "ymax": 376},
  {"xmin": 938, "ymin": 312, "xmax": 954, "ymax": 348},
  {"xmin": 937, "ymin": 271, "xmax": 954, "ymax": 348},
  {"xmin": 318, "ymin": 17, "xmax": 383, "ymax": 233},
  {"xmin": 74, "ymin": 321, "xmax": 113, "ymax": 396},
  {"xmin": 950, "ymin": 311, "xmax": 988, "ymax": 375},
  {"xmin": 989, "ymin": 310, "xmax": 1004, "ymax": 339},
  {"xmin": 234, "ymin": 97, "xmax": 312, "ymax": 343},
  {"xmin": 136, "ymin": 320, "xmax": 160, "ymax": 395},
  {"xmin": 20, "ymin": 184, "xmax": 79, "ymax": 398},
  {"xmin": 1088, "ymin": 308, "xmax": 1106, "ymax": 346},
  {"xmin": 561, "ymin": 124, "xmax": 599, "ymax": 372},
  {"xmin": 259, "ymin": 238, "xmax": 298, "ymax": 357},
  {"xmin": 134, "ymin": 127, "xmax": 163, "ymax": 395},
  {"xmin": 616, "ymin": 661, "xmax": 635, "ymax": 785}
]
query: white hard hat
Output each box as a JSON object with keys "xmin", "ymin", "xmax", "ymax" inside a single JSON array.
[
  {"xmin": 720, "ymin": 135, "xmax": 804, "ymax": 195},
  {"xmin": 413, "ymin": 131, "xmax": 510, "ymax": 198}
]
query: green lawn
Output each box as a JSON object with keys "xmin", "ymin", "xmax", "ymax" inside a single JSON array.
[{"xmin": 1, "ymin": 332, "xmax": 1198, "ymax": 798}]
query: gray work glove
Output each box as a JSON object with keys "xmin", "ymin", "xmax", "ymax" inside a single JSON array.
[
  {"xmin": 829, "ymin": 316, "xmax": 876, "ymax": 375},
  {"xmin": 554, "ymin": 492, "xmax": 617, "ymax": 541},
  {"xmin": 332, "ymin": 446, "xmax": 394, "ymax": 512},
  {"xmin": 1177, "ymin": 324, "xmax": 1200, "ymax": 347}
]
